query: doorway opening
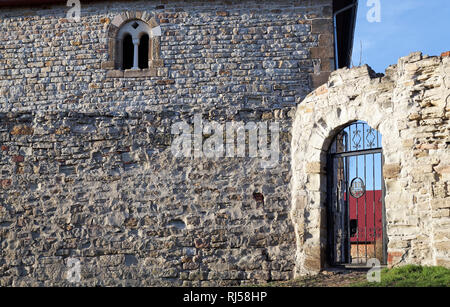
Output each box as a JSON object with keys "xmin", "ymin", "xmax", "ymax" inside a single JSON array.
[{"xmin": 326, "ymin": 121, "xmax": 387, "ymax": 266}]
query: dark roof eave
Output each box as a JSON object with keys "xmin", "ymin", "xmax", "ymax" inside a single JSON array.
[
  {"xmin": 0, "ymin": 0, "xmax": 67, "ymax": 6},
  {"xmin": 333, "ymin": 0, "xmax": 359, "ymax": 68}
]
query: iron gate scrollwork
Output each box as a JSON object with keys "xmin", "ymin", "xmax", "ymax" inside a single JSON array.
[{"xmin": 327, "ymin": 121, "xmax": 387, "ymax": 266}]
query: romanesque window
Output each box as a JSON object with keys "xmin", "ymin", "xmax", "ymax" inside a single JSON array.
[
  {"xmin": 117, "ymin": 20, "xmax": 151, "ymax": 70},
  {"xmin": 102, "ymin": 12, "xmax": 164, "ymax": 78}
]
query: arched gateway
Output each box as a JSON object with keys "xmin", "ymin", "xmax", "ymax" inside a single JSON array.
[{"xmin": 327, "ymin": 121, "xmax": 387, "ymax": 266}]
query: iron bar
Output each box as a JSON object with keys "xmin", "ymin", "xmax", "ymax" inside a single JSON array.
[{"xmin": 331, "ymin": 148, "xmax": 382, "ymax": 158}]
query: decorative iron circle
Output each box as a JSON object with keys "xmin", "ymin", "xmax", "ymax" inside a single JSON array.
[{"xmin": 350, "ymin": 177, "xmax": 366, "ymax": 199}]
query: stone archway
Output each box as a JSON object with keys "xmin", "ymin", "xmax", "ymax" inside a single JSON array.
[
  {"xmin": 290, "ymin": 65, "xmax": 402, "ymax": 276},
  {"xmin": 291, "ymin": 53, "xmax": 450, "ymax": 274}
]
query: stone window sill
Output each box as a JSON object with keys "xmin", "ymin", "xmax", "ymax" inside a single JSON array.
[
  {"xmin": 102, "ymin": 59, "xmax": 165, "ymax": 78},
  {"xmin": 105, "ymin": 68, "xmax": 156, "ymax": 78}
]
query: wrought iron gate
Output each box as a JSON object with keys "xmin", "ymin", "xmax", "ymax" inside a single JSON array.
[{"xmin": 327, "ymin": 121, "xmax": 387, "ymax": 266}]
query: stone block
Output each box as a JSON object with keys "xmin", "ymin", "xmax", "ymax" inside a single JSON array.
[
  {"xmin": 311, "ymin": 18, "xmax": 332, "ymax": 34},
  {"xmin": 431, "ymin": 199, "xmax": 450, "ymax": 210},
  {"xmin": 106, "ymin": 70, "xmax": 124, "ymax": 78},
  {"xmin": 123, "ymin": 68, "xmax": 157, "ymax": 78},
  {"xmin": 436, "ymin": 258, "xmax": 450, "ymax": 267},
  {"xmin": 311, "ymin": 72, "xmax": 330, "ymax": 89},
  {"xmin": 101, "ymin": 61, "xmax": 115, "ymax": 69},
  {"xmin": 434, "ymin": 241, "xmax": 450, "ymax": 251},
  {"xmin": 306, "ymin": 162, "xmax": 324, "ymax": 174},
  {"xmin": 10, "ymin": 125, "xmax": 33, "ymax": 135},
  {"xmin": 383, "ymin": 164, "xmax": 401, "ymax": 179},
  {"xmin": 310, "ymin": 47, "xmax": 333, "ymax": 59}
]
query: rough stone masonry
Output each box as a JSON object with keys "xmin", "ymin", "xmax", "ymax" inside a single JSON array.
[
  {"xmin": 0, "ymin": 0, "xmax": 448, "ymax": 286},
  {"xmin": 0, "ymin": 0, "xmax": 336, "ymax": 286},
  {"xmin": 292, "ymin": 51, "xmax": 450, "ymax": 275}
]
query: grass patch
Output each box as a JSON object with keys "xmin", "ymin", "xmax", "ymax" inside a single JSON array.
[{"xmin": 351, "ymin": 265, "xmax": 450, "ymax": 287}]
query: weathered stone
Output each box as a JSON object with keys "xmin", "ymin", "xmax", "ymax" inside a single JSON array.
[
  {"xmin": 10, "ymin": 125, "xmax": 33, "ymax": 136},
  {"xmin": 0, "ymin": 0, "xmax": 448, "ymax": 288},
  {"xmin": 292, "ymin": 52, "xmax": 450, "ymax": 276},
  {"xmin": 305, "ymin": 162, "xmax": 324, "ymax": 174},
  {"xmin": 383, "ymin": 164, "xmax": 401, "ymax": 179}
]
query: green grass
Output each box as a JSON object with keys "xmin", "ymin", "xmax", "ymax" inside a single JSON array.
[{"xmin": 351, "ymin": 265, "xmax": 450, "ymax": 287}]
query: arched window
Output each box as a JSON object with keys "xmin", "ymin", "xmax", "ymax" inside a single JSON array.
[
  {"xmin": 117, "ymin": 20, "xmax": 152, "ymax": 70},
  {"xmin": 102, "ymin": 12, "xmax": 164, "ymax": 77}
]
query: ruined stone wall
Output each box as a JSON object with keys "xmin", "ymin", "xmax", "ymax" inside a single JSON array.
[
  {"xmin": 291, "ymin": 52, "xmax": 450, "ymax": 275},
  {"xmin": 0, "ymin": 0, "xmax": 335, "ymax": 286}
]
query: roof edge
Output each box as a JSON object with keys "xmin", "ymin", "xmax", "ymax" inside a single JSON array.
[{"xmin": 333, "ymin": 0, "xmax": 358, "ymax": 68}]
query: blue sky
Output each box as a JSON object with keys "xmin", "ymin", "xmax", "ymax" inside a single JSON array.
[{"xmin": 351, "ymin": 0, "xmax": 450, "ymax": 73}]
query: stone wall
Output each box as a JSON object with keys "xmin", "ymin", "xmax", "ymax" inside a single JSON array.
[
  {"xmin": 0, "ymin": 0, "xmax": 335, "ymax": 286},
  {"xmin": 2, "ymin": 0, "xmax": 446, "ymax": 287},
  {"xmin": 0, "ymin": 110, "xmax": 296, "ymax": 286},
  {"xmin": 0, "ymin": 0, "xmax": 334, "ymax": 113},
  {"xmin": 291, "ymin": 52, "xmax": 450, "ymax": 275}
]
